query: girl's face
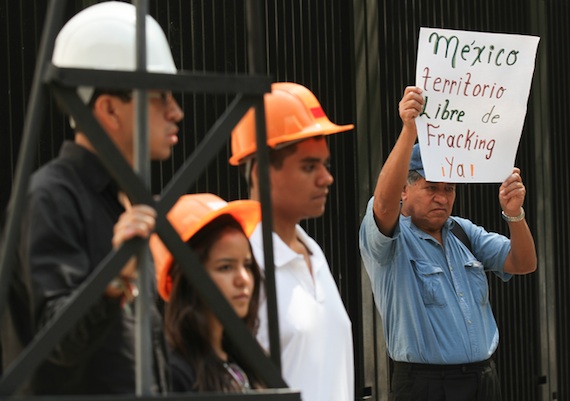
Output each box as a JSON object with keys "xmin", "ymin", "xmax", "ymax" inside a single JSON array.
[{"xmin": 204, "ymin": 227, "xmax": 255, "ymax": 318}]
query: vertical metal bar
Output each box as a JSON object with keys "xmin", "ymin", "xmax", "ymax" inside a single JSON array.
[
  {"xmin": 352, "ymin": 0, "xmax": 384, "ymax": 397},
  {"xmin": 245, "ymin": 0, "xmax": 282, "ymax": 372},
  {"xmin": 530, "ymin": 0, "xmax": 558, "ymax": 399},
  {"xmin": 133, "ymin": 0, "xmax": 153, "ymax": 395},
  {"xmin": 0, "ymin": 0, "xmax": 65, "ymax": 321}
]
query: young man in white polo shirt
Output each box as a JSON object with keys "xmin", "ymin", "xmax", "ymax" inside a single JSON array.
[{"xmin": 229, "ymin": 82, "xmax": 354, "ymax": 401}]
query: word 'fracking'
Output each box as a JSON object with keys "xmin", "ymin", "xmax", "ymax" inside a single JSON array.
[
  {"xmin": 426, "ymin": 124, "xmax": 496, "ymax": 160},
  {"xmin": 428, "ymin": 31, "xmax": 520, "ymax": 68},
  {"xmin": 421, "ymin": 68, "xmax": 506, "ymax": 99}
]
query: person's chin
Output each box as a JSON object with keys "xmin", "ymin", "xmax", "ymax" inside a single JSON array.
[
  {"xmin": 307, "ymin": 207, "xmax": 326, "ymax": 219},
  {"xmin": 427, "ymin": 212, "xmax": 449, "ymax": 224},
  {"xmin": 234, "ymin": 306, "xmax": 249, "ymax": 318},
  {"xmin": 312, "ymin": 199, "xmax": 328, "ymax": 213},
  {"xmin": 153, "ymin": 149, "xmax": 172, "ymax": 161}
]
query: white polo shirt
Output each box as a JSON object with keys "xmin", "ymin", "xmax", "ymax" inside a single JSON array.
[{"xmin": 250, "ymin": 224, "xmax": 354, "ymax": 401}]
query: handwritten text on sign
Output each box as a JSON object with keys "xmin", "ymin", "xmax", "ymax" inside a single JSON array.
[{"xmin": 415, "ymin": 28, "xmax": 539, "ymax": 183}]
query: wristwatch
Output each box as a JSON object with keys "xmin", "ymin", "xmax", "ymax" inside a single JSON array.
[{"xmin": 501, "ymin": 207, "xmax": 525, "ymax": 222}]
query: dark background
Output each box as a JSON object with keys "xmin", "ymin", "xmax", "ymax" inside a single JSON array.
[{"xmin": 1, "ymin": 1, "xmax": 568, "ymax": 400}]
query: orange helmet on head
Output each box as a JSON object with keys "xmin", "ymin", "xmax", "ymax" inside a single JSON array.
[
  {"xmin": 149, "ymin": 194, "xmax": 261, "ymax": 301},
  {"xmin": 229, "ymin": 82, "xmax": 354, "ymax": 166}
]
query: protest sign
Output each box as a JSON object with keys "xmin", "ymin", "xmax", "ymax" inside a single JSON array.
[{"xmin": 415, "ymin": 27, "xmax": 539, "ymax": 182}]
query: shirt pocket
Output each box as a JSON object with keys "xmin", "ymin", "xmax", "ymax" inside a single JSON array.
[
  {"xmin": 411, "ymin": 260, "xmax": 447, "ymax": 307},
  {"xmin": 464, "ymin": 260, "xmax": 489, "ymax": 305}
]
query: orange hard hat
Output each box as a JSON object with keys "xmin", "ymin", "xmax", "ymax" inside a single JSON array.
[
  {"xmin": 149, "ymin": 193, "xmax": 261, "ymax": 301},
  {"xmin": 229, "ymin": 82, "xmax": 354, "ymax": 165}
]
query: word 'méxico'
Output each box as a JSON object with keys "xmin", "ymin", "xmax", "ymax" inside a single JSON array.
[
  {"xmin": 427, "ymin": 31, "xmax": 521, "ymax": 69},
  {"xmin": 416, "ymin": 31, "xmax": 517, "ymax": 179}
]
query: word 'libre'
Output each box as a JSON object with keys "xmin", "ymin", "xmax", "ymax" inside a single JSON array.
[{"xmin": 420, "ymin": 97, "xmax": 465, "ymax": 122}]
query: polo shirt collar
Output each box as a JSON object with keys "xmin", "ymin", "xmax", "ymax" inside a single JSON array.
[{"xmin": 251, "ymin": 223, "xmax": 319, "ymax": 271}]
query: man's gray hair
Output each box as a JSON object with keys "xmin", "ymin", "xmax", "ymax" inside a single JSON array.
[{"xmin": 407, "ymin": 170, "xmax": 423, "ymax": 186}]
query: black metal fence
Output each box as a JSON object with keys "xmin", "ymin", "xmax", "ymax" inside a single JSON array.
[{"xmin": 1, "ymin": 0, "xmax": 569, "ymax": 400}]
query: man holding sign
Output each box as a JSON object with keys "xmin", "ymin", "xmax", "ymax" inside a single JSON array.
[{"xmin": 359, "ymin": 86, "xmax": 537, "ymax": 401}]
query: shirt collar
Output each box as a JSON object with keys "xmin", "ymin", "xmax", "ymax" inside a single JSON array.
[
  {"xmin": 59, "ymin": 141, "xmax": 118, "ymax": 194},
  {"xmin": 400, "ymin": 214, "xmax": 454, "ymax": 240},
  {"xmin": 251, "ymin": 223, "xmax": 317, "ymax": 269}
]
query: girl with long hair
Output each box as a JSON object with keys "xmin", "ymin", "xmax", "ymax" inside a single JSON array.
[{"xmin": 150, "ymin": 193, "xmax": 263, "ymax": 392}]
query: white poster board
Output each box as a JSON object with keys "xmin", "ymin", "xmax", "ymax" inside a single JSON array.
[{"xmin": 415, "ymin": 27, "xmax": 539, "ymax": 183}]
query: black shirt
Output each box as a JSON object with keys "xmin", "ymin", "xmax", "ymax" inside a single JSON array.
[
  {"xmin": 169, "ymin": 347, "xmax": 254, "ymax": 392},
  {"xmin": 2, "ymin": 141, "xmax": 168, "ymax": 395}
]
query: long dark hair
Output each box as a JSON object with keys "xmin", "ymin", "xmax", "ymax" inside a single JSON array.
[{"xmin": 164, "ymin": 214, "xmax": 262, "ymax": 391}]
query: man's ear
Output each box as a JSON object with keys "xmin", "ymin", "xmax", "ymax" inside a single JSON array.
[
  {"xmin": 92, "ymin": 95, "xmax": 121, "ymax": 132},
  {"xmin": 401, "ymin": 184, "xmax": 409, "ymax": 202}
]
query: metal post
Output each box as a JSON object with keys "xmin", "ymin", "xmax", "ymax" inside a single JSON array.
[
  {"xmin": 0, "ymin": 0, "xmax": 64, "ymax": 322},
  {"xmin": 133, "ymin": 0, "xmax": 153, "ymax": 395},
  {"xmin": 245, "ymin": 0, "xmax": 282, "ymax": 372},
  {"xmin": 530, "ymin": 0, "xmax": 557, "ymax": 399}
]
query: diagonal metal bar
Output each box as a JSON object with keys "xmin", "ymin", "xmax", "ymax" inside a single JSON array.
[
  {"xmin": 154, "ymin": 218, "xmax": 287, "ymax": 389},
  {"xmin": 43, "ymin": 65, "xmax": 272, "ymax": 95},
  {"xmin": 0, "ymin": 240, "xmax": 145, "ymax": 395},
  {"xmin": 158, "ymin": 94, "xmax": 255, "ymax": 211},
  {"xmin": 0, "ymin": 0, "xmax": 65, "ymax": 325}
]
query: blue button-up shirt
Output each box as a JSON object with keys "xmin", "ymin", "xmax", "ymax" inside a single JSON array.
[{"xmin": 359, "ymin": 198, "xmax": 512, "ymax": 364}]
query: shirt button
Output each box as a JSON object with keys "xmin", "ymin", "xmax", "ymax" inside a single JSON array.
[
  {"xmin": 459, "ymin": 292, "xmax": 463, "ymax": 297},
  {"xmin": 468, "ymin": 320, "xmax": 472, "ymax": 324}
]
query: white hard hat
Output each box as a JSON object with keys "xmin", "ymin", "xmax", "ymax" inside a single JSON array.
[{"xmin": 52, "ymin": 1, "xmax": 177, "ymax": 103}]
